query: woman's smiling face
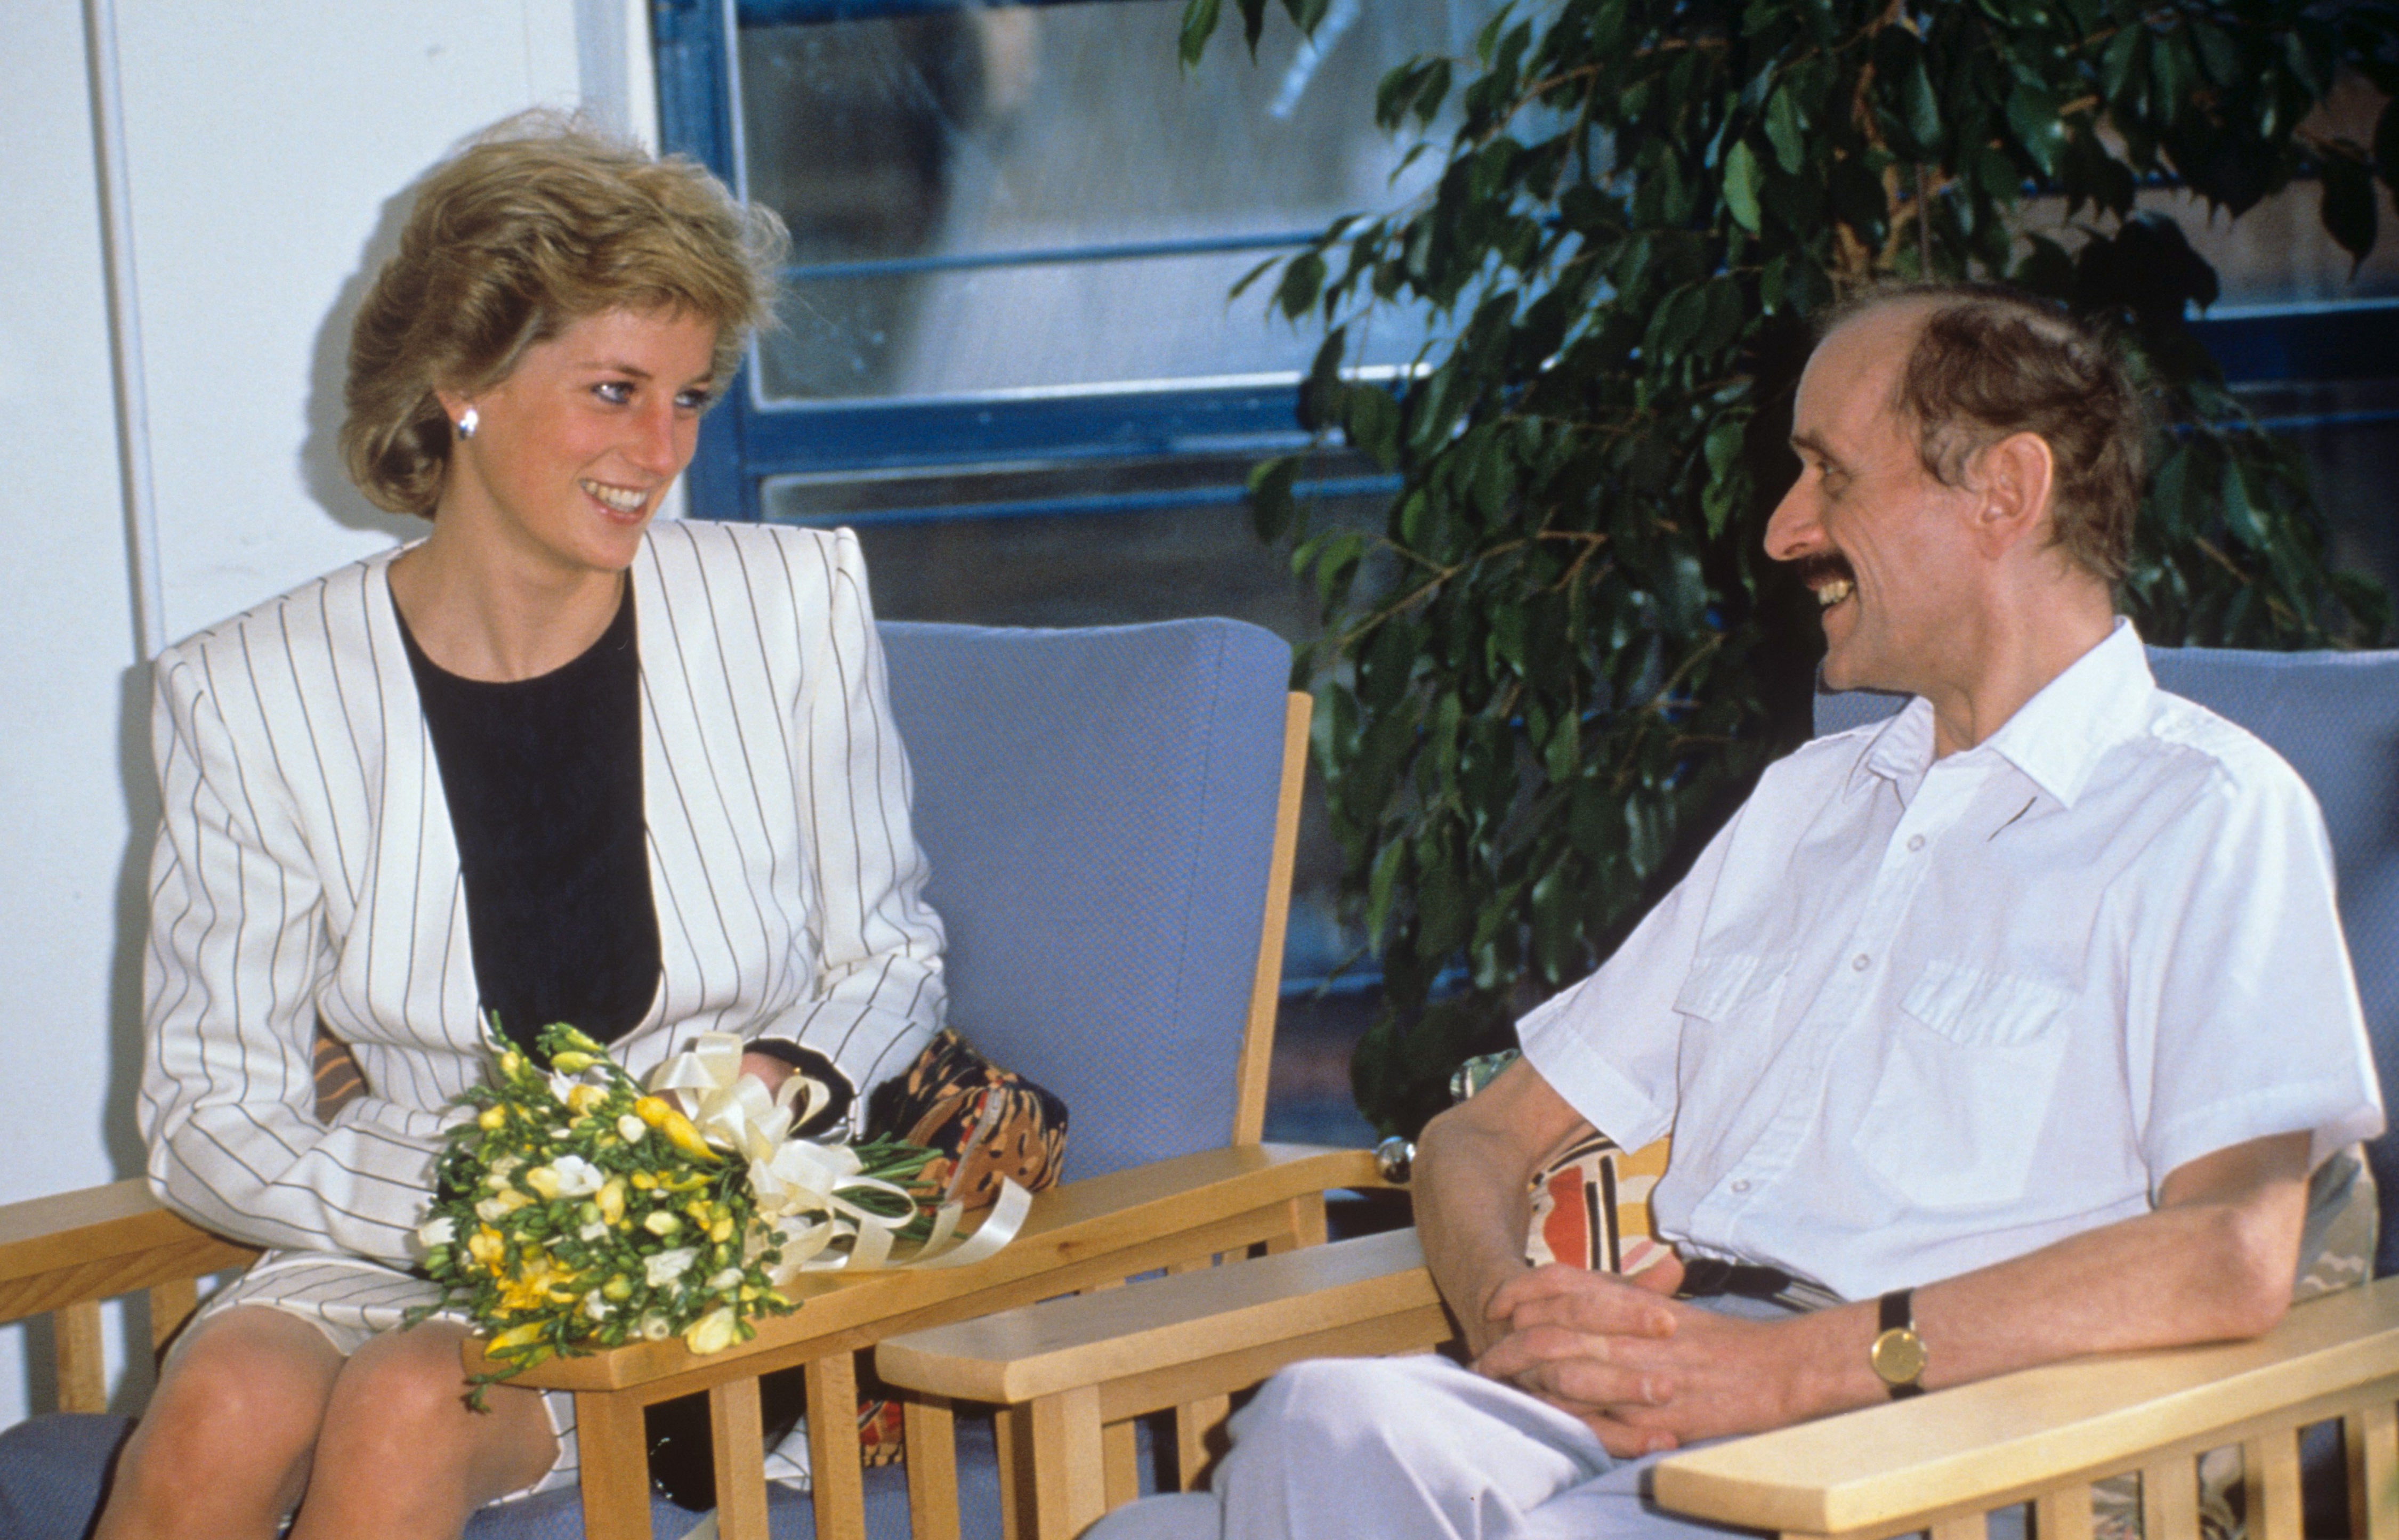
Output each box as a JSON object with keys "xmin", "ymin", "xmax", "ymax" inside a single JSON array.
[{"xmin": 437, "ymin": 308, "xmax": 719, "ymax": 581}]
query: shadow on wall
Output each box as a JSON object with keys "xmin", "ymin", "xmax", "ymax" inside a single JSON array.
[
  {"xmin": 97, "ymin": 155, "xmax": 443, "ymax": 1189},
  {"xmin": 296, "ymin": 174, "xmax": 440, "ymax": 543}
]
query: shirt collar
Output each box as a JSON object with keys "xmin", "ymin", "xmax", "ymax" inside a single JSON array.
[{"xmin": 1851, "ymin": 619, "xmax": 2154, "ymax": 809}]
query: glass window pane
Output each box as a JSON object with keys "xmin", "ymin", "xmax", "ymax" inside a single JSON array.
[{"xmin": 736, "ymin": 0, "xmax": 1495, "ymax": 403}]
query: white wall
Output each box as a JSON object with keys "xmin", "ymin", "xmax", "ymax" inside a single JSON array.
[{"xmin": 0, "ymin": 0, "xmax": 658, "ymax": 1422}]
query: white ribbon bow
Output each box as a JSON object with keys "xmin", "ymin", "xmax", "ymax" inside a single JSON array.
[{"xmin": 646, "ymin": 1033, "xmax": 1029, "ymax": 1285}]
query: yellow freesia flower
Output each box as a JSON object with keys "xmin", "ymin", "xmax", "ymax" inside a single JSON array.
[
  {"xmin": 478, "ymin": 1105, "xmax": 508, "ymax": 1130},
  {"xmin": 634, "ymin": 1096, "xmax": 722, "ymax": 1163},
  {"xmin": 566, "ymin": 1084, "xmax": 608, "ymax": 1115},
  {"xmin": 467, "ymin": 1226, "xmax": 506, "ymax": 1269},
  {"xmin": 489, "ymin": 1320, "xmax": 546, "ymax": 1353},
  {"xmin": 595, "ymin": 1178, "xmax": 626, "ymax": 1226},
  {"xmin": 683, "ymin": 1306, "xmax": 741, "ymax": 1356}
]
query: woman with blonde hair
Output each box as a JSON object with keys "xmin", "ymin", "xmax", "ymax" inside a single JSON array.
[{"xmin": 101, "ymin": 116, "xmax": 946, "ymax": 1536}]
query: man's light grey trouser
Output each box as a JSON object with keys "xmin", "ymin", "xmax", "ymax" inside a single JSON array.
[{"xmin": 1085, "ymin": 1296, "xmax": 1804, "ymax": 1540}]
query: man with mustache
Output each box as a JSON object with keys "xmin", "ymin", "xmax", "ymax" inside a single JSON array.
[{"xmin": 1092, "ymin": 283, "xmax": 2385, "ymax": 1539}]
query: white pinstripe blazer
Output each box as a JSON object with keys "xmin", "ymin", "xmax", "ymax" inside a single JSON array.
[{"xmin": 140, "ymin": 521, "xmax": 946, "ymax": 1268}]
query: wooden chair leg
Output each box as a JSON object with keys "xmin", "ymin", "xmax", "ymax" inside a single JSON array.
[
  {"xmin": 55, "ymin": 1299, "xmax": 105, "ymax": 1413},
  {"xmin": 2142, "ymin": 1455, "xmax": 2200, "ymax": 1540},
  {"xmin": 997, "ymin": 1401, "xmax": 1037, "ymax": 1540},
  {"xmin": 1174, "ymin": 1393, "xmax": 1230, "ymax": 1490},
  {"xmin": 149, "ymin": 1277, "xmax": 199, "ymax": 1355},
  {"xmin": 574, "ymin": 1391, "xmax": 658, "ymax": 1540},
  {"xmin": 1102, "ymin": 1419, "xmax": 1140, "ymax": 1510},
  {"xmin": 2348, "ymin": 1403, "xmax": 2398, "ymax": 1540},
  {"xmin": 804, "ymin": 1350, "xmax": 868, "ymax": 1540},
  {"xmin": 1260, "ymin": 1193, "xmax": 1327, "ymax": 1256},
  {"xmin": 709, "ymin": 1376, "xmax": 771, "ymax": 1540},
  {"xmin": 1929, "ymin": 1516, "xmax": 1983, "ymax": 1540},
  {"xmin": 2243, "ymin": 1431, "xmax": 2303, "ymax": 1540},
  {"xmin": 1027, "ymin": 1386, "xmax": 1106, "ymax": 1540},
  {"xmin": 901, "ymin": 1395, "xmax": 963, "ymax": 1540}
]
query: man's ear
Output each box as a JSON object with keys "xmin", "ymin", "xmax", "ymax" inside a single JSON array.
[{"xmin": 1970, "ymin": 432, "xmax": 2056, "ymax": 556}]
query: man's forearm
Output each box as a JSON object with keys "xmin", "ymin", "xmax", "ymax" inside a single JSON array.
[
  {"xmin": 1764, "ymin": 1133, "xmax": 2315, "ymax": 1424},
  {"xmin": 1412, "ymin": 1060, "xmax": 1595, "ymax": 1357}
]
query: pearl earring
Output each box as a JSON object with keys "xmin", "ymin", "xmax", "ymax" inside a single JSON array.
[{"xmin": 456, "ymin": 406, "xmax": 479, "ymax": 441}]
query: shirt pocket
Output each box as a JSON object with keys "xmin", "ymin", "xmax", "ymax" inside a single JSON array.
[{"xmin": 1853, "ymin": 960, "xmax": 2073, "ymax": 1211}]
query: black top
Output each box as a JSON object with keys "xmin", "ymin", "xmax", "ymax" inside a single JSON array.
[{"xmin": 396, "ymin": 581, "xmax": 663, "ymax": 1056}]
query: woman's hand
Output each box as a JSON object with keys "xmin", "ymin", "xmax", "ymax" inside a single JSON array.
[{"xmin": 739, "ymin": 1051, "xmax": 794, "ymax": 1095}]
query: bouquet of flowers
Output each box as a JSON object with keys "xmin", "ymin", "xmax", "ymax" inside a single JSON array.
[{"xmin": 412, "ymin": 1023, "xmax": 1014, "ymax": 1403}]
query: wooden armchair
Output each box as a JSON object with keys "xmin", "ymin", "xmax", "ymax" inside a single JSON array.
[
  {"xmin": 0, "ymin": 618, "xmax": 1367, "ymax": 1540},
  {"xmin": 871, "ymin": 1228, "xmax": 2399, "ymax": 1540},
  {"xmin": 868, "ymin": 642, "xmax": 2399, "ymax": 1539}
]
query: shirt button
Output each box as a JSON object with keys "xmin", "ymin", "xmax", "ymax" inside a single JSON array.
[
  {"xmin": 1907, "ymin": 834, "xmax": 1926, "ymax": 852},
  {"xmin": 1852, "ymin": 953, "xmax": 1871, "ymax": 971},
  {"xmin": 1730, "ymin": 1179, "xmax": 1751, "ymax": 1193}
]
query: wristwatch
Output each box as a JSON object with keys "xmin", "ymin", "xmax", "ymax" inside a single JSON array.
[{"xmin": 1869, "ymin": 1288, "xmax": 1928, "ymax": 1399}]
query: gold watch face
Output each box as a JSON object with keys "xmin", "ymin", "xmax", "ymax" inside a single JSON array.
[{"xmin": 1870, "ymin": 1327, "xmax": 1927, "ymax": 1387}]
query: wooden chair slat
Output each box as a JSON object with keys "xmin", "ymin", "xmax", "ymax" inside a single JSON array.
[
  {"xmin": 2349, "ymin": 1401, "xmax": 2399, "ymax": 1540},
  {"xmin": 708, "ymin": 1375, "xmax": 770, "ymax": 1540},
  {"xmin": 2242, "ymin": 1431, "xmax": 2304, "ymax": 1540}
]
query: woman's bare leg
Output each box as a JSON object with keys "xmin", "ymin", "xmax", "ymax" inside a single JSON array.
[
  {"xmin": 94, "ymin": 1306, "xmax": 344, "ymax": 1539},
  {"xmin": 285, "ymin": 1320, "xmax": 558, "ymax": 1539}
]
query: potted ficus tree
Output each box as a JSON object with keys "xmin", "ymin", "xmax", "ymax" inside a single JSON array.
[{"xmin": 1181, "ymin": 0, "xmax": 2399, "ymax": 1137}]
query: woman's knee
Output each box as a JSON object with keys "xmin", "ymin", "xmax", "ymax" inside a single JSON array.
[
  {"xmin": 110, "ymin": 1309, "xmax": 341, "ymax": 1510},
  {"xmin": 317, "ymin": 1325, "xmax": 555, "ymax": 1493}
]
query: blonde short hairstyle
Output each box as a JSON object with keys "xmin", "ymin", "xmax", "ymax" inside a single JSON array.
[{"xmin": 340, "ymin": 114, "xmax": 788, "ymax": 516}]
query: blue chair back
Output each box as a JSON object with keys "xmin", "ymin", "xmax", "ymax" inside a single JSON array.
[
  {"xmin": 876, "ymin": 619, "xmax": 1293, "ymax": 1184},
  {"xmin": 1816, "ymin": 646, "xmax": 2399, "ymax": 1276}
]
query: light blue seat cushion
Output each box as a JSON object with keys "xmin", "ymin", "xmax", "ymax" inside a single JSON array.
[
  {"xmin": 878, "ymin": 619, "xmax": 1292, "ymax": 1182},
  {"xmin": 1816, "ymin": 645, "xmax": 2399, "ymax": 1275},
  {"xmin": 0, "ymin": 1411, "xmax": 1008, "ymax": 1538}
]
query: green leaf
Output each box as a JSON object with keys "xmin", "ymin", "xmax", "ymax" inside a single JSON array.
[
  {"xmin": 2322, "ymin": 155, "xmax": 2378, "ymax": 269},
  {"xmin": 1764, "ymin": 87, "xmax": 1805, "ymax": 175},
  {"xmin": 1229, "ymin": 253, "xmax": 1280, "ymax": 302},
  {"xmin": 1178, "ymin": 0, "xmax": 1222, "ymax": 68},
  {"xmin": 1724, "ymin": 140, "xmax": 1764, "ymax": 234},
  {"xmin": 1277, "ymin": 249, "xmax": 1328, "ymax": 320},
  {"xmin": 1365, "ymin": 837, "xmax": 1408, "ymax": 946},
  {"xmin": 1246, "ymin": 454, "xmax": 1301, "ymax": 544},
  {"xmin": 1901, "ymin": 56, "xmax": 1942, "ymax": 158},
  {"xmin": 2007, "ymin": 85, "xmax": 2067, "ymax": 179},
  {"xmin": 1345, "ymin": 384, "xmax": 1401, "ymax": 470},
  {"xmin": 1623, "ymin": 795, "xmax": 1667, "ymax": 879}
]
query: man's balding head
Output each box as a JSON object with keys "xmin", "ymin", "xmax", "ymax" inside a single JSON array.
[{"xmin": 1822, "ymin": 285, "xmax": 2147, "ymax": 583}]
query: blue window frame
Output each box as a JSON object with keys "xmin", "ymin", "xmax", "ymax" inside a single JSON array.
[{"xmin": 651, "ymin": 0, "xmax": 2399, "ymax": 521}]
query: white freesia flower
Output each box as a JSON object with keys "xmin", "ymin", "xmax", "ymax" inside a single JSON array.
[
  {"xmin": 638, "ymin": 1311, "xmax": 673, "ymax": 1341},
  {"xmin": 645, "ymin": 1247, "xmax": 699, "ymax": 1288},
  {"xmin": 579, "ymin": 1220, "xmax": 610, "ymax": 1242},
  {"xmin": 707, "ymin": 1268, "xmax": 744, "ymax": 1292},
  {"xmin": 583, "ymin": 1290, "xmax": 613, "ymax": 1322},
  {"xmin": 417, "ymin": 1216, "xmax": 456, "ymax": 1248},
  {"xmin": 618, "ymin": 1113, "xmax": 647, "ymax": 1143},
  {"xmin": 547, "ymin": 1154, "xmax": 604, "ymax": 1198}
]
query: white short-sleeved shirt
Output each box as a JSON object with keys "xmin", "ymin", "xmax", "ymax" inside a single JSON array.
[{"xmin": 1518, "ymin": 620, "xmax": 2385, "ymax": 1302}]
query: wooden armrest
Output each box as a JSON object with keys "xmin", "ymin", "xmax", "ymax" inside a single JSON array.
[
  {"xmin": 1654, "ymin": 1275, "xmax": 2399, "ymax": 1539},
  {"xmin": 877, "ymin": 1227, "xmax": 1445, "ymax": 1405},
  {"xmin": 0, "ymin": 1179, "xmax": 260, "ymax": 1326},
  {"xmin": 488, "ymin": 1142, "xmax": 1385, "ymax": 1395}
]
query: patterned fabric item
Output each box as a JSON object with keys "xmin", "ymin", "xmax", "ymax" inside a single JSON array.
[
  {"xmin": 1450, "ymin": 1051, "xmax": 1675, "ymax": 1280},
  {"xmin": 312, "ymin": 1025, "xmax": 366, "ymax": 1122},
  {"xmin": 656, "ymin": 1030, "xmax": 1068, "ymax": 1500},
  {"xmin": 846, "ymin": 1030, "xmax": 1070, "ymax": 1466},
  {"xmin": 865, "ymin": 1029, "xmax": 1071, "ymax": 1209}
]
